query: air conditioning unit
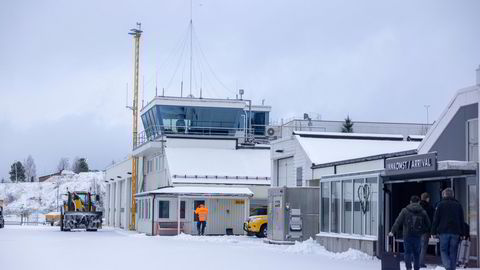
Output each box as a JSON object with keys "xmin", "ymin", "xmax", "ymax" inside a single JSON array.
[{"xmin": 266, "ymin": 126, "xmax": 280, "ymax": 139}]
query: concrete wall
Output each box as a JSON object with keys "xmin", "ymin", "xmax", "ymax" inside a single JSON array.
[{"xmin": 316, "ymin": 235, "xmax": 376, "ymax": 256}]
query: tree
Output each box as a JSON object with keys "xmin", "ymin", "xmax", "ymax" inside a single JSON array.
[
  {"xmin": 72, "ymin": 157, "xmax": 89, "ymax": 173},
  {"xmin": 57, "ymin": 157, "xmax": 70, "ymax": 173},
  {"xmin": 341, "ymin": 116, "xmax": 354, "ymax": 133},
  {"xmin": 9, "ymin": 161, "xmax": 26, "ymax": 182},
  {"xmin": 24, "ymin": 155, "xmax": 37, "ymax": 182}
]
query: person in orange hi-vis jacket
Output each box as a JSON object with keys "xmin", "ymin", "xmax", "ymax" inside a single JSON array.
[{"xmin": 194, "ymin": 204, "xmax": 209, "ymax": 235}]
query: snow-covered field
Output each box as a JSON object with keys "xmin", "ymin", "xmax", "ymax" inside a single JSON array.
[
  {"xmin": 0, "ymin": 171, "xmax": 105, "ymax": 216},
  {"xmin": 1, "ymin": 226, "xmax": 479, "ymax": 270},
  {"xmin": 0, "ymin": 225, "xmax": 379, "ymax": 270}
]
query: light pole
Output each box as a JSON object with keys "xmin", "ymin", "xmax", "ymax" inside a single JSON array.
[{"xmin": 424, "ymin": 105, "xmax": 430, "ymax": 124}]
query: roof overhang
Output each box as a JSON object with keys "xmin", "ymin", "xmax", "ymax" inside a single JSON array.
[
  {"xmin": 382, "ymin": 160, "xmax": 477, "ymax": 183},
  {"xmin": 135, "ymin": 186, "xmax": 254, "ymax": 198}
]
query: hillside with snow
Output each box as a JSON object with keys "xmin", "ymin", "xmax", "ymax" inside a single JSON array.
[{"xmin": 0, "ymin": 171, "xmax": 106, "ymax": 215}]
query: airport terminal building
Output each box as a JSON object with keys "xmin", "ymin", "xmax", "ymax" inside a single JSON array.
[{"xmin": 268, "ymin": 70, "xmax": 480, "ymax": 267}]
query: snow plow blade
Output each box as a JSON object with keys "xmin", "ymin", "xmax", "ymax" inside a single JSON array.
[{"xmin": 61, "ymin": 211, "xmax": 102, "ymax": 231}]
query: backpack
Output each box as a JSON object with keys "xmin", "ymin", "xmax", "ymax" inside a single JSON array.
[{"xmin": 406, "ymin": 209, "xmax": 425, "ymax": 235}]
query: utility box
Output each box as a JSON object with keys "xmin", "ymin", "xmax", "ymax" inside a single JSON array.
[{"xmin": 266, "ymin": 187, "xmax": 319, "ymax": 244}]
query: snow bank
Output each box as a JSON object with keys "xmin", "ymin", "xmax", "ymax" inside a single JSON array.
[
  {"xmin": 285, "ymin": 238, "xmax": 376, "ymax": 261},
  {"xmin": 170, "ymin": 234, "xmax": 377, "ymax": 262},
  {"xmin": 0, "ymin": 171, "xmax": 106, "ymax": 215}
]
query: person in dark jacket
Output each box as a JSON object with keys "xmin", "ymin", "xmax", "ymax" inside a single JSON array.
[
  {"xmin": 390, "ymin": 195, "xmax": 431, "ymax": 270},
  {"xmin": 419, "ymin": 192, "xmax": 435, "ymax": 267},
  {"xmin": 431, "ymin": 188, "xmax": 465, "ymax": 270}
]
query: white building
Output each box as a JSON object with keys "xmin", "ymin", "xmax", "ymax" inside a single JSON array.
[
  {"xmin": 271, "ymin": 131, "xmax": 425, "ymax": 188},
  {"xmin": 105, "ymin": 96, "xmax": 272, "ymax": 235}
]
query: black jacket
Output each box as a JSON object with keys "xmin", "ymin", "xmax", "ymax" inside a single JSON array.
[
  {"xmin": 431, "ymin": 198, "xmax": 465, "ymax": 236},
  {"xmin": 391, "ymin": 203, "xmax": 431, "ymax": 238},
  {"xmin": 419, "ymin": 200, "xmax": 435, "ymax": 225}
]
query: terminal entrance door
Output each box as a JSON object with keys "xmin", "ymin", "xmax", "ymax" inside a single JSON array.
[{"xmin": 384, "ymin": 177, "xmax": 479, "ymax": 267}]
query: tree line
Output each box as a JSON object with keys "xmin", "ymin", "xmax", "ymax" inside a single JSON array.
[{"xmin": 5, "ymin": 156, "xmax": 89, "ymax": 183}]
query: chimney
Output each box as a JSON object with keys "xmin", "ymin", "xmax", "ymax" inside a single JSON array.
[{"xmin": 476, "ymin": 65, "xmax": 480, "ymax": 86}]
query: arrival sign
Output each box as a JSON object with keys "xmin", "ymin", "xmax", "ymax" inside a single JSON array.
[{"xmin": 385, "ymin": 152, "xmax": 437, "ymax": 176}]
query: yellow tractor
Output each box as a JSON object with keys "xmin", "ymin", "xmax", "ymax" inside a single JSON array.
[{"xmin": 60, "ymin": 191, "xmax": 102, "ymax": 231}]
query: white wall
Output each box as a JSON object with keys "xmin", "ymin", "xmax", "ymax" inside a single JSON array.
[
  {"xmin": 166, "ymin": 137, "xmax": 237, "ymax": 149},
  {"xmin": 270, "ymin": 136, "xmax": 313, "ymax": 187}
]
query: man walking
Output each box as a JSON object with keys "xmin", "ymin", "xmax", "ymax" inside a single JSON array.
[
  {"xmin": 431, "ymin": 188, "xmax": 465, "ymax": 270},
  {"xmin": 390, "ymin": 196, "xmax": 431, "ymax": 270},
  {"xmin": 419, "ymin": 192, "xmax": 435, "ymax": 267},
  {"xmin": 194, "ymin": 204, "xmax": 209, "ymax": 235}
]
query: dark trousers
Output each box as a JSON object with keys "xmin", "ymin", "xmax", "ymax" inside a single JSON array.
[
  {"xmin": 419, "ymin": 234, "xmax": 429, "ymax": 265},
  {"xmin": 439, "ymin": 234, "xmax": 460, "ymax": 270},
  {"xmin": 404, "ymin": 235, "xmax": 422, "ymax": 270},
  {"xmin": 196, "ymin": 221, "xmax": 206, "ymax": 235}
]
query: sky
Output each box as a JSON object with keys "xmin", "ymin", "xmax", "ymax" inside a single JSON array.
[{"xmin": 0, "ymin": 0, "xmax": 479, "ymax": 179}]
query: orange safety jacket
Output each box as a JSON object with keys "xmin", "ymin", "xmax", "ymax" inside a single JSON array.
[{"xmin": 195, "ymin": 207, "xmax": 209, "ymax": 221}]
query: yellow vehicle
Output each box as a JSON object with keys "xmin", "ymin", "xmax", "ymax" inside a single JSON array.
[
  {"xmin": 45, "ymin": 212, "xmax": 61, "ymax": 226},
  {"xmin": 243, "ymin": 207, "xmax": 268, "ymax": 238}
]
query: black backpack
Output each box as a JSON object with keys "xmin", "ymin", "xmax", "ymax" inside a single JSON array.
[{"xmin": 406, "ymin": 209, "xmax": 425, "ymax": 235}]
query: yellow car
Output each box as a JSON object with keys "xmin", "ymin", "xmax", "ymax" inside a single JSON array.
[{"xmin": 243, "ymin": 208, "xmax": 268, "ymax": 238}]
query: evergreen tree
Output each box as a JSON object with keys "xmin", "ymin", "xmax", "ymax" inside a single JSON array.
[
  {"xmin": 9, "ymin": 161, "xmax": 26, "ymax": 182},
  {"xmin": 24, "ymin": 155, "xmax": 37, "ymax": 182},
  {"xmin": 341, "ymin": 116, "xmax": 354, "ymax": 133},
  {"xmin": 73, "ymin": 157, "xmax": 89, "ymax": 173}
]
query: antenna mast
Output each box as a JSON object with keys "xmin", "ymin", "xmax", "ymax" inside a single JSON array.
[
  {"xmin": 189, "ymin": 0, "xmax": 193, "ymax": 97},
  {"xmin": 128, "ymin": 22, "xmax": 142, "ymax": 230}
]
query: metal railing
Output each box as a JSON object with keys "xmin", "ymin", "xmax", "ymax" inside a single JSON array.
[
  {"xmin": 134, "ymin": 124, "xmax": 268, "ymax": 149},
  {"xmin": 172, "ymin": 174, "xmax": 270, "ymax": 180}
]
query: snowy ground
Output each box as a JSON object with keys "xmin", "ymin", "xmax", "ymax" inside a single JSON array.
[
  {"xmin": 0, "ymin": 225, "xmax": 380, "ymax": 270},
  {"xmin": 1, "ymin": 226, "xmax": 478, "ymax": 270}
]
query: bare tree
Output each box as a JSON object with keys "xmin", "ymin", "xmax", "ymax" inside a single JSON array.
[
  {"xmin": 71, "ymin": 157, "xmax": 80, "ymax": 173},
  {"xmin": 24, "ymin": 155, "xmax": 37, "ymax": 182},
  {"xmin": 57, "ymin": 157, "xmax": 70, "ymax": 173}
]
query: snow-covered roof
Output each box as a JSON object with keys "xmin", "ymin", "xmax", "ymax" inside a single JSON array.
[
  {"xmin": 171, "ymin": 178, "xmax": 270, "ymax": 186},
  {"xmin": 294, "ymin": 131, "xmax": 404, "ymax": 140},
  {"xmin": 136, "ymin": 186, "xmax": 254, "ymax": 197},
  {"xmin": 296, "ymin": 135, "xmax": 420, "ymax": 166},
  {"xmin": 165, "ymin": 147, "xmax": 271, "ymax": 179}
]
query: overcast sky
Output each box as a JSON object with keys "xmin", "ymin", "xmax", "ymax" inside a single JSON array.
[{"xmin": 1, "ymin": 0, "xmax": 479, "ymax": 179}]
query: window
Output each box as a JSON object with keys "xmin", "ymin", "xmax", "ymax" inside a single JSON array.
[
  {"xmin": 139, "ymin": 200, "xmax": 143, "ymax": 219},
  {"xmin": 296, "ymin": 167, "xmax": 303, "ymax": 187},
  {"xmin": 342, "ymin": 180, "xmax": 352, "ymax": 234},
  {"xmin": 321, "ymin": 176, "xmax": 378, "ymax": 236},
  {"xmin": 180, "ymin": 201, "xmax": 186, "ymax": 219},
  {"xmin": 365, "ymin": 178, "xmax": 378, "ymax": 236},
  {"xmin": 321, "ymin": 182, "xmax": 330, "ymax": 232},
  {"xmin": 331, "ymin": 181, "xmax": 341, "ymax": 233},
  {"xmin": 158, "ymin": 201, "xmax": 170, "ymax": 219},
  {"xmin": 353, "ymin": 179, "xmax": 364, "ymax": 235},
  {"xmin": 467, "ymin": 119, "xmax": 478, "ymax": 162},
  {"xmin": 151, "ymin": 105, "xmax": 244, "ymax": 136}
]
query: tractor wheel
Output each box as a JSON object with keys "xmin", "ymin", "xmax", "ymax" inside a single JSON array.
[{"xmin": 256, "ymin": 224, "xmax": 267, "ymax": 238}]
